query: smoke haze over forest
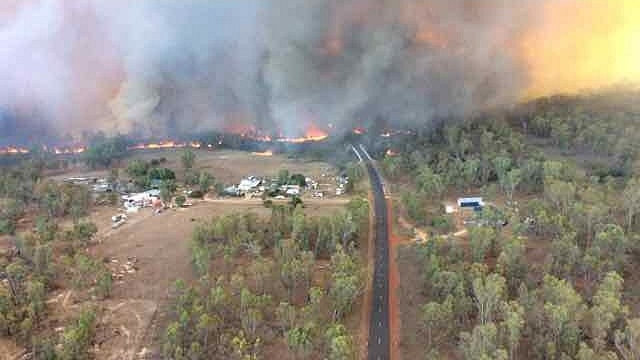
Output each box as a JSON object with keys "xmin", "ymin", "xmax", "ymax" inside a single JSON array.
[{"xmin": 0, "ymin": 0, "xmax": 638, "ymax": 143}]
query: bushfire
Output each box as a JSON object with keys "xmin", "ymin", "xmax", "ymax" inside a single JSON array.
[
  {"xmin": 251, "ymin": 150, "xmax": 274, "ymax": 157},
  {"xmin": 0, "ymin": 146, "xmax": 30, "ymax": 155},
  {"xmin": 127, "ymin": 141, "xmax": 202, "ymax": 151},
  {"xmin": 0, "ymin": 124, "xmax": 329, "ymax": 156}
]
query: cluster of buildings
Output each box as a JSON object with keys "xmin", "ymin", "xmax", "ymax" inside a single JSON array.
[
  {"xmin": 223, "ymin": 174, "xmax": 347, "ymax": 200},
  {"xmin": 223, "ymin": 175, "xmax": 307, "ymax": 198}
]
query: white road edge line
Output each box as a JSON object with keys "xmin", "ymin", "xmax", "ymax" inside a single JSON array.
[
  {"xmin": 351, "ymin": 144, "xmax": 363, "ymax": 163},
  {"xmin": 358, "ymin": 143, "xmax": 374, "ymax": 161}
]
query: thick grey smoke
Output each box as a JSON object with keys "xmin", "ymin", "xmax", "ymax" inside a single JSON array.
[{"xmin": 0, "ymin": 0, "xmax": 541, "ymax": 142}]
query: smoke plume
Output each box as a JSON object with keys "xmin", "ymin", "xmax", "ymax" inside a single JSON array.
[{"xmin": 0, "ymin": 0, "xmax": 637, "ymax": 143}]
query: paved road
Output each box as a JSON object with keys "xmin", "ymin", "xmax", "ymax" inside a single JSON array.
[{"xmin": 353, "ymin": 145, "xmax": 390, "ymax": 360}]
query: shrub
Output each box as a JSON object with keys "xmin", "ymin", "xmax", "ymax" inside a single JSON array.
[
  {"xmin": 175, "ymin": 195, "xmax": 187, "ymax": 208},
  {"xmin": 431, "ymin": 215, "xmax": 454, "ymax": 234},
  {"xmin": 0, "ymin": 217, "xmax": 16, "ymax": 235},
  {"xmin": 289, "ymin": 196, "xmax": 303, "ymax": 208},
  {"xmin": 148, "ymin": 168, "xmax": 176, "ymax": 181},
  {"xmin": 95, "ymin": 270, "xmax": 112, "ymax": 299}
]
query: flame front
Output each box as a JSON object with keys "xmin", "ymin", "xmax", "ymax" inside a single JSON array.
[
  {"xmin": 277, "ymin": 123, "xmax": 329, "ymax": 143},
  {"xmin": 0, "ymin": 146, "xmax": 30, "ymax": 155},
  {"xmin": 53, "ymin": 146, "xmax": 86, "ymax": 155},
  {"xmin": 128, "ymin": 141, "xmax": 201, "ymax": 151},
  {"xmin": 251, "ymin": 150, "xmax": 274, "ymax": 157}
]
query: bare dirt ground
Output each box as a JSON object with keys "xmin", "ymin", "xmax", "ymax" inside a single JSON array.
[{"xmin": 48, "ymin": 149, "xmax": 336, "ymax": 188}]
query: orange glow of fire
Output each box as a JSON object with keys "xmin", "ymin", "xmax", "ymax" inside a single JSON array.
[
  {"xmin": 251, "ymin": 150, "xmax": 274, "ymax": 157},
  {"xmin": 128, "ymin": 141, "xmax": 201, "ymax": 151},
  {"xmin": 53, "ymin": 146, "xmax": 86, "ymax": 155},
  {"xmin": 414, "ymin": 29, "xmax": 449, "ymax": 49},
  {"xmin": 277, "ymin": 123, "xmax": 329, "ymax": 143},
  {"xmin": 353, "ymin": 127, "xmax": 366, "ymax": 135},
  {"xmin": 521, "ymin": 0, "xmax": 640, "ymax": 98},
  {"xmin": 0, "ymin": 146, "xmax": 30, "ymax": 155},
  {"xmin": 224, "ymin": 123, "xmax": 273, "ymax": 142},
  {"xmin": 386, "ymin": 149, "xmax": 399, "ymax": 157}
]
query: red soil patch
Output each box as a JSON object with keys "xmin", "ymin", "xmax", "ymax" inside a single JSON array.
[{"xmin": 388, "ymin": 198, "xmax": 402, "ymax": 360}]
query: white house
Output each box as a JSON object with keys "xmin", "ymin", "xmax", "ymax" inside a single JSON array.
[
  {"xmin": 122, "ymin": 189, "xmax": 161, "ymax": 208},
  {"xmin": 238, "ymin": 176, "xmax": 262, "ymax": 192},
  {"xmin": 284, "ymin": 185, "xmax": 301, "ymax": 196}
]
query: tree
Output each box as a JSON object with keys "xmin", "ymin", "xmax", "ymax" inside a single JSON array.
[
  {"xmin": 329, "ymin": 245, "xmax": 363, "ymax": 320},
  {"xmin": 623, "ymin": 178, "xmax": 640, "ymax": 232},
  {"xmin": 83, "ymin": 135, "xmax": 129, "ymax": 169},
  {"xmin": 315, "ymin": 217, "xmax": 332, "ymax": 258},
  {"xmin": 416, "ymin": 166, "xmax": 444, "ymax": 199},
  {"xmin": 279, "ymin": 240, "xmax": 314, "ymax": 301},
  {"xmin": 59, "ymin": 309, "xmax": 96, "ymax": 360},
  {"xmin": 402, "ymin": 191, "xmax": 426, "ymax": 225},
  {"xmin": 148, "ymin": 167, "xmax": 176, "ymax": 181},
  {"xmin": 247, "ymin": 257, "xmax": 273, "ymax": 296},
  {"xmin": 345, "ymin": 162, "xmax": 364, "ymax": 184},
  {"xmin": 550, "ymin": 232, "xmax": 581, "ymax": 281},
  {"xmin": 0, "ymin": 199, "xmax": 24, "ymax": 235},
  {"xmin": 286, "ymin": 324, "xmax": 314, "ymax": 359},
  {"xmin": 541, "ymin": 275, "xmax": 586, "ymax": 358},
  {"xmin": 175, "ymin": 195, "xmax": 186, "ymax": 208},
  {"xmin": 6, "ymin": 259, "xmax": 28, "ymax": 304},
  {"xmin": 160, "ymin": 180, "xmax": 175, "ymax": 204},
  {"xmin": 459, "ymin": 323, "xmax": 507, "ymax": 360},
  {"xmin": 462, "ymin": 158, "xmax": 481, "ymax": 190},
  {"xmin": 545, "ymin": 180, "xmax": 575, "ymax": 216},
  {"xmin": 589, "ymin": 272, "xmax": 627, "ymax": 352},
  {"xmin": 502, "ymin": 301, "xmax": 524, "ymax": 360},
  {"xmin": 590, "ymin": 224, "xmax": 628, "ymax": 275},
  {"xmin": 278, "ymin": 169, "xmax": 290, "ymax": 186},
  {"xmin": 502, "ymin": 169, "xmax": 522, "ymax": 204},
  {"xmin": 26, "ymin": 280, "xmax": 46, "ymax": 323},
  {"xmin": 614, "ymin": 318, "xmax": 640, "ymax": 360},
  {"xmin": 471, "ymin": 273, "xmax": 506, "ymax": 325},
  {"xmin": 126, "ymin": 159, "xmax": 150, "ymax": 179},
  {"xmin": 497, "ymin": 237, "xmax": 527, "ymax": 295},
  {"xmin": 422, "ymin": 295, "xmax": 455, "ymax": 349},
  {"xmin": 325, "ymin": 323, "xmax": 354, "ymax": 360},
  {"xmin": 231, "ymin": 330, "xmax": 261, "ymax": 360},
  {"xmin": 181, "ymin": 149, "xmax": 196, "ymax": 171},
  {"xmin": 68, "ymin": 221, "xmax": 98, "ymax": 248},
  {"xmin": 276, "ymin": 301, "xmax": 298, "ymax": 334},
  {"xmin": 239, "ymin": 288, "xmax": 269, "ymax": 338},
  {"xmin": 291, "ymin": 205, "xmax": 308, "ymax": 249},
  {"xmin": 492, "ymin": 156, "xmax": 513, "ymax": 183},
  {"xmin": 289, "ymin": 174, "xmax": 307, "ymax": 187},
  {"xmin": 346, "ymin": 197, "xmax": 369, "ymax": 233},
  {"xmin": 382, "ymin": 155, "xmax": 403, "ymax": 180},
  {"xmin": 470, "ymin": 227, "xmax": 496, "ymax": 263},
  {"xmin": 198, "ymin": 172, "xmax": 214, "ymax": 195}
]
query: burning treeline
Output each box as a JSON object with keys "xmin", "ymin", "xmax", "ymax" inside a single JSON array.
[{"xmin": 0, "ymin": 0, "xmax": 639, "ymax": 143}]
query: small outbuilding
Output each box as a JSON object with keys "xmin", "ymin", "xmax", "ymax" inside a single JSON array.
[{"xmin": 457, "ymin": 197, "xmax": 484, "ymax": 210}]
